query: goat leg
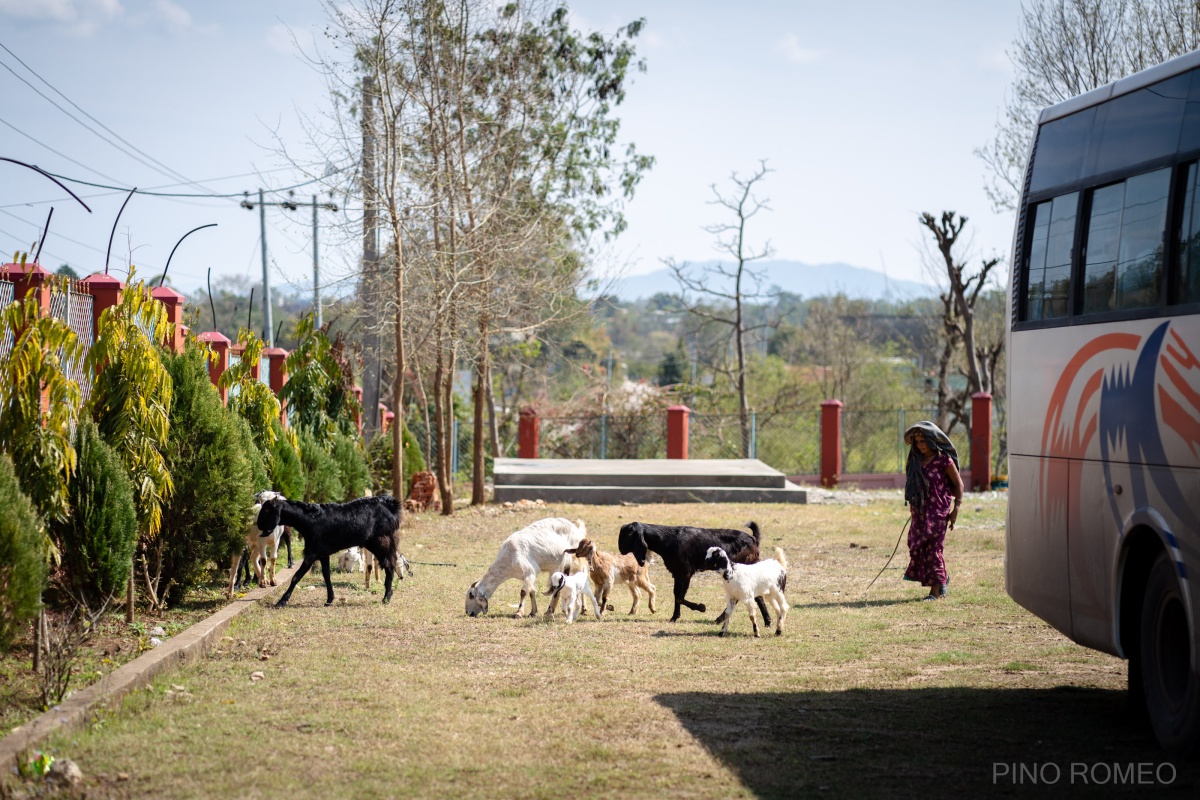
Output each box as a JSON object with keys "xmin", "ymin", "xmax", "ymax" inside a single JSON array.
[
  {"xmin": 720, "ymin": 599, "xmax": 737, "ymax": 636},
  {"xmin": 381, "ymin": 560, "xmax": 395, "ymax": 604},
  {"xmin": 320, "ymin": 556, "xmax": 334, "ymax": 606},
  {"xmin": 670, "ymin": 574, "xmax": 705, "ymax": 622},
  {"xmin": 755, "ymin": 596, "xmax": 773, "ymax": 627},
  {"xmin": 276, "ymin": 557, "xmax": 315, "ymax": 607},
  {"xmin": 283, "ymin": 529, "xmax": 294, "ymax": 568}
]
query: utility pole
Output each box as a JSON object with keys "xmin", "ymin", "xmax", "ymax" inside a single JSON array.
[
  {"xmin": 241, "ymin": 190, "xmax": 337, "ymax": 344},
  {"xmin": 360, "ymin": 73, "xmax": 381, "ymax": 439}
]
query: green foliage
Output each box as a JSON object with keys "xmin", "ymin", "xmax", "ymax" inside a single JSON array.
[
  {"xmin": 54, "ymin": 419, "xmax": 137, "ymax": 610},
  {"xmin": 219, "ymin": 328, "xmax": 281, "ymax": 455},
  {"xmin": 0, "ymin": 290, "xmax": 84, "ymax": 527},
  {"xmin": 656, "ymin": 339, "xmax": 686, "ymax": 387},
  {"xmin": 268, "ymin": 419, "xmax": 305, "ymax": 500},
  {"xmin": 297, "ymin": 428, "xmax": 343, "ymax": 503},
  {"xmin": 156, "ymin": 344, "xmax": 256, "ymax": 608},
  {"xmin": 332, "ymin": 432, "xmax": 370, "ymax": 501},
  {"xmin": 366, "ymin": 429, "xmax": 426, "ymax": 496},
  {"xmin": 281, "ymin": 315, "xmax": 359, "ymax": 442},
  {"xmin": 86, "ymin": 276, "xmax": 174, "ymax": 541},
  {"xmin": 0, "ymin": 453, "xmax": 45, "ymax": 651}
]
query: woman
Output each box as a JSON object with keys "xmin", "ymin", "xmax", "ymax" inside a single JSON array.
[{"xmin": 903, "ymin": 421, "xmax": 964, "ymax": 600}]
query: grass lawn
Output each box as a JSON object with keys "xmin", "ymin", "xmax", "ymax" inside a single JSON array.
[{"xmin": 9, "ymin": 491, "xmax": 1196, "ymax": 798}]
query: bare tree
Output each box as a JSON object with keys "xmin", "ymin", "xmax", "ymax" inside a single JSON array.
[
  {"xmin": 919, "ymin": 211, "xmax": 1003, "ymax": 433},
  {"xmin": 668, "ymin": 160, "xmax": 773, "ymax": 457},
  {"xmin": 978, "ymin": 0, "xmax": 1200, "ymax": 211}
]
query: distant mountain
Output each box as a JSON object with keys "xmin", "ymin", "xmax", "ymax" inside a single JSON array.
[{"xmin": 608, "ymin": 260, "xmax": 937, "ymax": 302}]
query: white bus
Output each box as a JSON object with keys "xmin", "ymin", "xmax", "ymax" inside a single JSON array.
[{"xmin": 1007, "ymin": 49, "xmax": 1200, "ymax": 753}]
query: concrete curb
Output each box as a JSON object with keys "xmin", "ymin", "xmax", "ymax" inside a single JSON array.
[{"xmin": 0, "ymin": 566, "xmax": 297, "ymax": 772}]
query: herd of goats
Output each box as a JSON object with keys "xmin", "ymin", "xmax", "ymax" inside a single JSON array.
[{"xmin": 240, "ymin": 491, "xmax": 790, "ymax": 638}]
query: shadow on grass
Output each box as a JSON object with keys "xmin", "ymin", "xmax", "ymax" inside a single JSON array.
[
  {"xmin": 793, "ymin": 597, "xmax": 917, "ymax": 610},
  {"xmin": 655, "ymin": 687, "xmax": 1198, "ymax": 799}
]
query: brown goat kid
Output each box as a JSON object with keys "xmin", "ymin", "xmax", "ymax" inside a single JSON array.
[{"xmin": 565, "ymin": 539, "xmax": 656, "ymax": 615}]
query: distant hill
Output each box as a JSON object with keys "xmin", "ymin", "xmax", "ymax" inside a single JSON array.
[{"xmin": 607, "ymin": 260, "xmax": 937, "ymax": 302}]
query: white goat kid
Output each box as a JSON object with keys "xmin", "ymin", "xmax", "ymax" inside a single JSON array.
[
  {"xmin": 704, "ymin": 545, "xmax": 789, "ymax": 637},
  {"xmin": 337, "ymin": 547, "xmax": 364, "ymax": 573},
  {"xmin": 465, "ymin": 517, "xmax": 587, "ymax": 617},
  {"xmin": 250, "ymin": 491, "xmax": 286, "ymax": 587},
  {"xmin": 544, "ymin": 569, "xmax": 603, "ymax": 623}
]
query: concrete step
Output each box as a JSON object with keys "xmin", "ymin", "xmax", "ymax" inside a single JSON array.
[
  {"xmin": 493, "ymin": 457, "xmax": 789, "ymax": 489},
  {"xmin": 493, "ymin": 482, "xmax": 808, "ymax": 505}
]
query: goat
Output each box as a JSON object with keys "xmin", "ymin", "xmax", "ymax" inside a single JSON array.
[
  {"xmin": 618, "ymin": 520, "xmax": 772, "ymax": 625},
  {"xmin": 704, "ymin": 546, "xmax": 789, "ymax": 637},
  {"xmin": 364, "ymin": 549, "xmax": 413, "ymax": 590},
  {"xmin": 256, "ymin": 495, "xmax": 401, "ymax": 607},
  {"xmin": 565, "ymin": 539, "xmax": 656, "ymax": 615},
  {"xmin": 544, "ymin": 569, "xmax": 603, "ymax": 623},
  {"xmin": 337, "ymin": 547, "xmax": 364, "ymax": 573},
  {"xmin": 465, "ymin": 517, "xmax": 587, "ymax": 617}
]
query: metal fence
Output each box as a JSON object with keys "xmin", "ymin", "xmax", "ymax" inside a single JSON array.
[
  {"xmin": 47, "ymin": 283, "xmax": 94, "ymax": 402},
  {"xmin": 408, "ymin": 416, "xmax": 476, "ymax": 482},
  {"xmin": 0, "ymin": 280, "xmax": 12, "ymax": 361},
  {"xmin": 540, "ymin": 414, "xmax": 666, "ymax": 460}
]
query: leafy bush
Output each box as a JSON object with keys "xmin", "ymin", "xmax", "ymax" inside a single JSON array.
[
  {"xmin": 156, "ymin": 344, "xmax": 256, "ymax": 607},
  {"xmin": 332, "ymin": 432, "xmax": 371, "ymax": 500},
  {"xmin": 367, "ymin": 426, "xmax": 426, "ymax": 495},
  {"xmin": 268, "ymin": 418, "xmax": 304, "ymax": 500},
  {"xmin": 0, "ymin": 453, "xmax": 45, "ymax": 651},
  {"xmin": 54, "ymin": 419, "xmax": 137, "ymax": 610},
  {"xmin": 298, "ymin": 428, "xmax": 343, "ymax": 502}
]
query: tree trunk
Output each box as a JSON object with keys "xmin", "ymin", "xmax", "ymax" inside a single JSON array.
[
  {"xmin": 485, "ymin": 360, "xmax": 501, "ymax": 459},
  {"xmin": 440, "ymin": 336, "xmax": 457, "ymax": 516},
  {"xmin": 471, "ymin": 310, "xmax": 489, "ymax": 505}
]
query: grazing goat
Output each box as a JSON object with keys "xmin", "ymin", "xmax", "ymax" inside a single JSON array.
[
  {"xmin": 256, "ymin": 495, "xmax": 401, "ymax": 607},
  {"xmin": 618, "ymin": 520, "xmax": 772, "ymax": 625},
  {"xmin": 465, "ymin": 517, "xmax": 587, "ymax": 617},
  {"xmin": 704, "ymin": 546, "xmax": 789, "ymax": 637},
  {"xmin": 565, "ymin": 539, "xmax": 656, "ymax": 615},
  {"xmin": 337, "ymin": 547, "xmax": 364, "ymax": 573},
  {"xmin": 544, "ymin": 569, "xmax": 603, "ymax": 623}
]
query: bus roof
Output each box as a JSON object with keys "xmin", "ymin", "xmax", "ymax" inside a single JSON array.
[{"xmin": 1040, "ymin": 47, "xmax": 1200, "ymax": 125}]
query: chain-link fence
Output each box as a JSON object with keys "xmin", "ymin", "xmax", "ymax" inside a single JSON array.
[
  {"xmin": 408, "ymin": 416, "xmax": 477, "ymax": 484},
  {"xmin": 690, "ymin": 413, "xmax": 749, "ymax": 460},
  {"xmin": 539, "ymin": 414, "xmax": 666, "ymax": 460},
  {"xmin": 752, "ymin": 410, "xmax": 821, "ymax": 476},
  {"xmin": 47, "ymin": 283, "xmax": 94, "ymax": 402},
  {"xmin": 0, "ymin": 280, "xmax": 13, "ymax": 361}
]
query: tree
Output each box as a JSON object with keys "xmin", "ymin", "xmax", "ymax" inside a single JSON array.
[
  {"xmin": 656, "ymin": 339, "xmax": 686, "ymax": 387},
  {"xmin": 919, "ymin": 211, "xmax": 1004, "ymax": 433},
  {"xmin": 0, "ymin": 454, "xmax": 44, "ymax": 653},
  {"xmin": 668, "ymin": 160, "xmax": 774, "ymax": 457},
  {"xmin": 978, "ymin": 0, "xmax": 1200, "ymax": 211}
]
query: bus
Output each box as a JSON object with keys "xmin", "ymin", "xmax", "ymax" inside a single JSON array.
[{"xmin": 1007, "ymin": 48, "xmax": 1200, "ymax": 754}]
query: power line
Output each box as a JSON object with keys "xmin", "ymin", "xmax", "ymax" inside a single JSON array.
[
  {"xmin": 0, "ymin": 118, "xmax": 128, "ymax": 186},
  {"xmin": 0, "ymin": 39, "xmax": 217, "ymax": 194}
]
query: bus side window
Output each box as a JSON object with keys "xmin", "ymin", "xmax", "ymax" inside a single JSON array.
[
  {"xmin": 1081, "ymin": 169, "xmax": 1170, "ymax": 315},
  {"xmin": 1176, "ymin": 162, "xmax": 1200, "ymax": 305},
  {"xmin": 1023, "ymin": 193, "xmax": 1077, "ymax": 322}
]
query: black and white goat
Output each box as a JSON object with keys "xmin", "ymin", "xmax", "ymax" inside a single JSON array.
[
  {"xmin": 256, "ymin": 495, "xmax": 402, "ymax": 607},
  {"xmin": 617, "ymin": 520, "xmax": 772, "ymax": 624},
  {"xmin": 544, "ymin": 569, "xmax": 603, "ymax": 623},
  {"xmin": 704, "ymin": 546, "xmax": 789, "ymax": 637}
]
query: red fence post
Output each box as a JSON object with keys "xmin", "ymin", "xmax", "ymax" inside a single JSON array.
[
  {"xmin": 352, "ymin": 386, "xmax": 363, "ymax": 436},
  {"xmin": 379, "ymin": 404, "xmax": 391, "ymax": 436},
  {"xmin": 80, "ymin": 272, "xmax": 123, "ymax": 343},
  {"xmin": 265, "ymin": 347, "xmax": 288, "ymax": 425},
  {"xmin": 197, "ymin": 332, "xmax": 231, "ymax": 403},
  {"xmin": 820, "ymin": 400, "xmax": 844, "ymax": 488},
  {"xmin": 971, "ymin": 392, "xmax": 993, "ymax": 492},
  {"xmin": 666, "ymin": 405, "xmax": 690, "ymax": 459},
  {"xmin": 1, "ymin": 262, "xmax": 52, "ymax": 315},
  {"xmin": 518, "ymin": 407, "xmax": 539, "ymax": 459},
  {"xmin": 150, "ymin": 286, "xmax": 185, "ymax": 354}
]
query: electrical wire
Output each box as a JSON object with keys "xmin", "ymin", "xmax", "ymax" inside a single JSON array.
[{"xmin": 0, "ymin": 118, "xmax": 128, "ymax": 186}]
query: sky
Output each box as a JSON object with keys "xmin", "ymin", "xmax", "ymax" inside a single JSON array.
[{"xmin": 0, "ymin": 0, "xmax": 1024, "ymax": 306}]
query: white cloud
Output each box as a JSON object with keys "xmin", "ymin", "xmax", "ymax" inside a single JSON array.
[
  {"xmin": 0, "ymin": 0, "xmax": 120, "ymax": 33},
  {"xmin": 151, "ymin": 0, "xmax": 190, "ymax": 32},
  {"xmin": 776, "ymin": 33, "xmax": 824, "ymax": 65},
  {"xmin": 265, "ymin": 22, "xmax": 297, "ymax": 55}
]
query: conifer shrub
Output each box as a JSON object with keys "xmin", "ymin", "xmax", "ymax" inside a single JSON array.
[
  {"xmin": 157, "ymin": 345, "xmax": 256, "ymax": 607},
  {"xmin": 367, "ymin": 425, "xmax": 426, "ymax": 496},
  {"xmin": 298, "ymin": 428, "xmax": 343, "ymax": 502},
  {"xmin": 333, "ymin": 432, "xmax": 371, "ymax": 500},
  {"xmin": 54, "ymin": 419, "xmax": 137, "ymax": 610},
  {"xmin": 268, "ymin": 418, "xmax": 304, "ymax": 500},
  {"xmin": 0, "ymin": 453, "xmax": 45, "ymax": 651}
]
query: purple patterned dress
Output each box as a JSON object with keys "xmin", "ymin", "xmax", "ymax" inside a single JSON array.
[{"xmin": 904, "ymin": 453, "xmax": 954, "ymax": 588}]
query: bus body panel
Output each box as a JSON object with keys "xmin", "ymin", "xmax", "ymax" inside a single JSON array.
[
  {"xmin": 1007, "ymin": 454, "xmax": 1074, "ymax": 640},
  {"xmin": 1070, "ymin": 458, "xmax": 1118, "ymax": 654}
]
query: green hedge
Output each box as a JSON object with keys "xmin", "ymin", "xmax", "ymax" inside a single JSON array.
[
  {"xmin": 333, "ymin": 432, "xmax": 370, "ymax": 500},
  {"xmin": 0, "ymin": 453, "xmax": 45, "ymax": 651},
  {"xmin": 298, "ymin": 428, "xmax": 343, "ymax": 503}
]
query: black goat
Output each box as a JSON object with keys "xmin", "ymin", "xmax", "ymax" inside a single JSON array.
[
  {"xmin": 256, "ymin": 495, "xmax": 402, "ymax": 607},
  {"xmin": 618, "ymin": 520, "xmax": 772, "ymax": 624}
]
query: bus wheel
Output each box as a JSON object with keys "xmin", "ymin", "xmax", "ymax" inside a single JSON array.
[{"xmin": 1140, "ymin": 553, "xmax": 1200, "ymax": 754}]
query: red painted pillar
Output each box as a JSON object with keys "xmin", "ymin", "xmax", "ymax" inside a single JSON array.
[
  {"xmin": 352, "ymin": 386, "xmax": 363, "ymax": 436},
  {"xmin": 1, "ymin": 262, "xmax": 52, "ymax": 314},
  {"xmin": 820, "ymin": 400, "xmax": 844, "ymax": 488},
  {"xmin": 666, "ymin": 405, "xmax": 690, "ymax": 459},
  {"xmin": 379, "ymin": 404, "xmax": 391, "ymax": 436},
  {"xmin": 197, "ymin": 331, "xmax": 231, "ymax": 403},
  {"xmin": 80, "ymin": 272, "xmax": 124, "ymax": 344},
  {"xmin": 383, "ymin": 409, "xmax": 395, "ymax": 434},
  {"xmin": 150, "ymin": 286, "xmax": 184, "ymax": 354},
  {"xmin": 518, "ymin": 407, "xmax": 539, "ymax": 459},
  {"xmin": 265, "ymin": 347, "xmax": 288, "ymax": 425},
  {"xmin": 971, "ymin": 392, "xmax": 993, "ymax": 492}
]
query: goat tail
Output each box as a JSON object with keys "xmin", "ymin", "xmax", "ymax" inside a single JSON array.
[
  {"xmin": 774, "ymin": 546, "xmax": 788, "ymax": 573},
  {"xmin": 747, "ymin": 521, "xmax": 761, "ymax": 544}
]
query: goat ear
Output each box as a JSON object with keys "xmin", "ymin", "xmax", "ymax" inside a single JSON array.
[{"xmin": 564, "ymin": 547, "xmax": 577, "ymax": 554}]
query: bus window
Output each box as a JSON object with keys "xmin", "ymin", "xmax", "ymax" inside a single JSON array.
[
  {"xmin": 1029, "ymin": 108, "xmax": 1096, "ymax": 194},
  {"xmin": 1024, "ymin": 193, "xmax": 1078, "ymax": 321},
  {"xmin": 1176, "ymin": 162, "xmax": 1200, "ymax": 304},
  {"xmin": 1089, "ymin": 73, "xmax": 1189, "ymax": 176},
  {"xmin": 1082, "ymin": 168, "xmax": 1170, "ymax": 314}
]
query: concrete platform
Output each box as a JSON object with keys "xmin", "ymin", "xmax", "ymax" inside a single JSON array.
[{"xmin": 493, "ymin": 458, "xmax": 807, "ymax": 504}]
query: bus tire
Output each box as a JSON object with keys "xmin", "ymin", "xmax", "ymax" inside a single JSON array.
[{"xmin": 1140, "ymin": 552, "xmax": 1200, "ymax": 755}]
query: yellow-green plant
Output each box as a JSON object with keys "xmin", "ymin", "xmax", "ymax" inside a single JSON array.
[
  {"xmin": 0, "ymin": 289, "xmax": 84, "ymax": 533},
  {"xmin": 86, "ymin": 276, "xmax": 174, "ymax": 552},
  {"xmin": 219, "ymin": 328, "xmax": 281, "ymax": 454},
  {"xmin": 281, "ymin": 314, "xmax": 358, "ymax": 442}
]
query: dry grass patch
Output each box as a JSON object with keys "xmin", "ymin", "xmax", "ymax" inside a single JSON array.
[{"xmin": 9, "ymin": 492, "xmax": 1197, "ymax": 798}]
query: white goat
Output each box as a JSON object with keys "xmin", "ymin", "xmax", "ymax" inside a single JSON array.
[
  {"xmin": 465, "ymin": 517, "xmax": 587, "ymax": 617},
  {"xmin": 703, "ymin": 546, "xmax": 789, "ymax": 637},
  {"xmin": 544, "ymin": 569, "xmax": 603, "ymax": 623},
  {"xmin": 337, "ymin": 547, "xmax": 364, "ymax": 573},
  {"xmin": 249, "ymin": 491, "xmax": 286, "ymax": 587}
]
